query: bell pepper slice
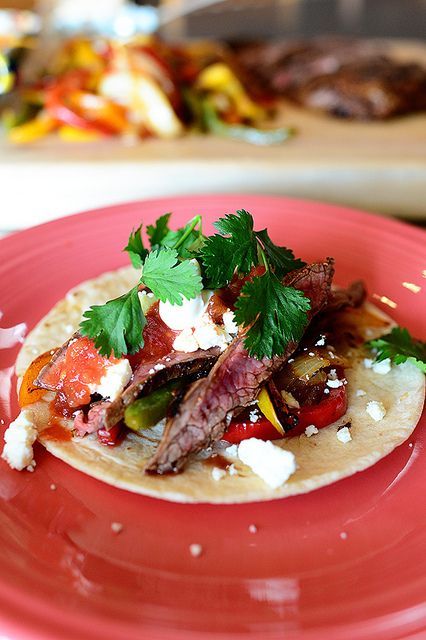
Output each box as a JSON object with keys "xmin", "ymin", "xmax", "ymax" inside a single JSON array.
[
  {"xmin": 257, "ymin": 388, "xmax": 285, "ymax": 435},
  {"xmin": 197, "ymin": 62, "xmax": 265, "ymax": 121},
  {"xmin": 201, "ymin": 99, "xmax": 294, "ymax": 146},
  {"xmin": 58, "ymin": 124, "xmax": 102, "ymax": 142},
  {"xmin": 8, "ymin": 112, "xmax": 57, "ymax": 144}
]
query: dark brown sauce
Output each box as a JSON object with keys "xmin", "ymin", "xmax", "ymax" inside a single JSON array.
[{"xmin": 203, "ymin": 454, "xmax": 230, "ymax": 470}]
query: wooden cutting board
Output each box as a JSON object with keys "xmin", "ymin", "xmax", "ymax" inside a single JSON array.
[{"xmin": 1, "ymin": 40, "xmax": 425, "ymax": 231}]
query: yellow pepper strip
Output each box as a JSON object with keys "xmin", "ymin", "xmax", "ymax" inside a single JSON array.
[
  {"xmin": 0, "ymin": 53, "xmax": 14, "ymax": 95},
  {"xmin": 58, "ymin": 125, "xmax": 103, "ymax": 142},
  {"xmin": 196, "ymin": 62, "xmax": 266, "ymax": 122},
  {"xmin": 257, "ymin": 387, "xmax": 285, "ymax": 436},
  {"xmin": 8, "ymin": 113, "xmax": 57, "ymax": 144}
]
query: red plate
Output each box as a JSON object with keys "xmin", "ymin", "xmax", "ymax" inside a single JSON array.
[{"xmin": 0, "ymin": 195, "xmax": 425, "ymax": 640}]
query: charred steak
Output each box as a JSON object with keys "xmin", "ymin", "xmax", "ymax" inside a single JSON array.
[{"xmin": 146, "ymin": 260, "xmax": 334, "ymax": 474}]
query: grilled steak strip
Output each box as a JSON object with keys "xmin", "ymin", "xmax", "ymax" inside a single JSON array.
[
  {"xmin": 72, "ymin": 349, "xmax": 220, "ymax": 435},
  {"xmin": 325, "ymin": 280, "xmax": 366, "ymax": 314},
  {"xmin": 102, "ymin": 348, "xmax": 220, "ymax": 429},
  {"xmin": 146, "ymin": 260, "xmax": 334, "ymax": 474}
]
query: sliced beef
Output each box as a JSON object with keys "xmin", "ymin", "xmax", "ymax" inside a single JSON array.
[
  {"xmin": 232, "ymin": 37, "xmax": 375, "ymax": 94},
  {"xmin": 80, "ymin": 348, "xmax": 221, "ymax": 434},
  {"xmin": 325, "ymin": 280, "xmax": 366, "ymax": 314},
  {"xmin": 146, "ymin": 260, "xmax": 334, "ymax": 474},
  {"xmin": 295, "ymin": 58, "xmax": 426, "ymax": 120},
  {"xmin": 232, "ymin": 38, "xmax": 426, "ymax": 119},
  {"xmin": 74, "ymin": 401, "xmax": 111, "ymax": 437}
]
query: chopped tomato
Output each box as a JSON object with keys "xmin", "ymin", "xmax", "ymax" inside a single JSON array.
[
  {"xmin": 41, "ymin": 336, "xmax": 118, "ymax": 408},
  {"xmin": 127, "ymin": 302, "xmax": 177, "ymax": 369},
  {"xmin": 223, "ymin": 385, "xmax": 348, "ymax": 444}
]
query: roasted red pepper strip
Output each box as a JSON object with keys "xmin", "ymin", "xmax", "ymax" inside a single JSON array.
[
  {"xmin": 98, "ymin": 424, "xmax": 122, "ymax": 446},
  {"xmin": 45, "ymin": 71, "xmax": 127, "ymax": 135},
  {"xmin": 223, "ymin": 385, "xmax": 348, "ymax": 444},
  {"xmin": 223, "ymin": 416, "xmax": 282, "ymax": 444}
]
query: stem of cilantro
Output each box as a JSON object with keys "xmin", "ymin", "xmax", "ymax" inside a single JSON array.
[
  {"xmin": 257, "ymin": 242, "xmax": 269, "ymax": 273},
  {"xmin": 173, "ymin": 215, "xmax": 202, "ymax": 251}
]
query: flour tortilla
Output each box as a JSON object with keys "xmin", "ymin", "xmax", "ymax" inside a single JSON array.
[{"xmin": 15, "ymin": 266, "xmax": 425, "ymax": 503}]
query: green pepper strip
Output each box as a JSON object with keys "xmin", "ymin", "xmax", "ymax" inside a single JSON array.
[
  {"xmin": 201, "ymin": 99, "xmax": 295, "ymax": 146},
  {"xmin": 124, "ymin": 381, "xmax": 181, "ymax": 433}
]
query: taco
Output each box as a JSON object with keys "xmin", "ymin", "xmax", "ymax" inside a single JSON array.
[{"xmin": 3, "ymin": 210, "xmax": 425, "ymax": 503}]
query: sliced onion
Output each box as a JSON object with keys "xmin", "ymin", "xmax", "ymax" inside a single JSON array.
[{"xmin": 290, "ymin": 353, "xmax": 330, "ymax": 381}]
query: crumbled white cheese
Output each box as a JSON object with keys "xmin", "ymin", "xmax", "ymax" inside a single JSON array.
[
  {"xmin": 111, "ymin": 522, "xmax": 123, "ymax": 534},
  {"xmin": 193, "ymin": 318, "xmax": 230, "ymax": 351},
  {"xmin": 363, "ymin": 358, "xmax": 374, "ymax": 369},
  {"xmin": 315, "ymin": 335, "xmax": 326, "ymax": 346},
  {"xmin": 237, "ymin": 438, "xmax": 296, "ymax": 489},
  {"xmin": 153, "ymin": 363, "xmax": 166, "ymax": 371},
  {"xmin": 336, "ymin": 426, "xmax": 352, "ymax": 443},
  {"xmin": 224, "ymin": 444, "xmax": 238, "ymax": 458},
  {"xmin": 326, "ymin": 369, "xmax": 345, "ymax": 388},
  {"xmin": 89, "ymin": 359, "xmax": 132, "ymax": 401},
  {"xmin": 211, "ymin": 467, "xmax": 226, "ymax": 481},
  {"xmin": 366, "ymin": 400, "xmax": 386, "ymax": 422},
  {"xmin": 2, "ymin": 409, "xmax": 37, "ymax": 471},
  {"xmin": 172, "ymin": 328, "xmax": 198, "ymax": 353},
  {"xmin": 327, "ymin": 378, "xmax": 344, "ymax": 388},
  {"xmin": 168, "ymin": 291, "xmax": 235, "ymax": 353},
  {"xmin": 305, "ymin": 425, "xmax": 319, "ymax": 437},
  {"xmin": 308, "ymin": 351, "xmax": 315, "ymax": 357},
  {"xmin": 223, "ymin": 310, "xmax": 238, "ymax": 336},
  {"xmin": 372, "ymin": 358, "xmax": 391, "ymax": 375},
  {"xmin": 249, "ymin": 410, "xmax": 259, "ymax": 423},
  {"xmin": 189, "ymin": 543, "xmax": 203, "ymax": 557},
  {"xmin": 356, "ymin": 389, "xmax": 367, "ymax": 397},
  {"xmin": 324, "ymin": 388, "xmax": 330, "ymax": 395}
]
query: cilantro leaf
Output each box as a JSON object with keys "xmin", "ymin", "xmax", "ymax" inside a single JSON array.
[
  {"xmin": 159, "ymin": 216, "xmax": 204, "ymax": 259},
  {"xmin": 234, "ymin": 271, "xmax": 311, "ymax": 359},
  {"xmin": 147, "ymin": 213, "xmax": 171, "ymax": 248},
  {"xmin": 201, "ymin": 209, "xmax": 258, "ymax": 288},
  {"xmin": 141, "ymin": 247, "xmax": 202, "ymax": 305},
  {"xmin": 368, "ymin": 327, "xmax": 426, "ymax": 373},
  {"xmin": 255, "ymin": 229, "xmax": 306, "ymax": 278},
  {"xmin": 79, "ymin": 286, "xmax": 145, "ymax": 358},
  {"xmin": 123, "ymin": 224, "xmax": 148, "ymax": 268}
]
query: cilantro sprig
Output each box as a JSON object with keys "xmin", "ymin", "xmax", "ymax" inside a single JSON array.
[
  {"xmin": 201, "ymin": 209, "xmax": 309, "ymax": 358},
  {"xmin": 81, "ymin": 216, "xmax": 204, "ymax": 357},
  {"xmin": 123, "ymin": 224, "xmax": 148, "ymax": 268},
  {"xmin": 367, "ymin": 327, "xmax": 426, "ymax": 374},
  {"xmin": 80, "ymin": 287, "xmax": 146, "ymax": 357},
  {"xmin": 201, "ymin": 209, "xmax": 305, "ymax": 288},
  {"xmin": 81, "ymin": 209, "xmax": 309, "ymax": 360},
  {"xmin": 234, "ymin": 272, "xmax": 311, "ymax": 358},
  {"xmin": 142, "ymin": 248, "xmax": 202, "ymax": 305}
]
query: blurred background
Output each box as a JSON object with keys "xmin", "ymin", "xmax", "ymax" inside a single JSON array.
[{"xmin": 0, "ymin": 0, "xmax": 425, "ymax": 234}]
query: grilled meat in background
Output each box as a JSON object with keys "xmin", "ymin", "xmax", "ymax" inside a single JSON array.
[{"xmin": 231, "ymin": 37, "xmax": 426, "ymax": 120}]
